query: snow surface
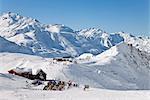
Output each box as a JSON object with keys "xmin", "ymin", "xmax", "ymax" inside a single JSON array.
[{"xmin": 0, "ymin": 73, "xmax": 149, "ymax": 100}]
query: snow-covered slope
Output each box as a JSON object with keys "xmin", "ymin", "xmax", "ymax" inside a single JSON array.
[
  {"xmin": 94, "ymin": 42, "xmax": 150, "ymax": 89},
  {"xmin": 0, "ymin": 73, "xmax": 149, "ymax": 100},
  {"xmin": 0, "ymin": 42, "xmax": 149, "ymax": 90},
  {"xmin": 0, "ymin": 73, "xmax": 30, "ymax": 90},
  {"xmin": 0, "ymin": 53, "xmax": 150, "ymax": 100},
  {"xmin": 67, "ymin": 42, "xmax": 150, "ymax": 90},
  {"xmin": 0, "ymin": 53, "xmax": 69, "ymax": 79},
  {"xmin": 0, "ymin": 36, "xmax": 33, "ymax": 54}
]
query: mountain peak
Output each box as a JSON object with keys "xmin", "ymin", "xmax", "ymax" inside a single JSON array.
[
  {"xmin": 0, "ymin": 12, "xmax": 40, "ymax": 27},
  {"xmin": 1, "ymin": 12, "xmax": 23, "ymax": 21},
  {"xmin": 78, "ymin": 28, "xmax": 104, "ymax": 38}
]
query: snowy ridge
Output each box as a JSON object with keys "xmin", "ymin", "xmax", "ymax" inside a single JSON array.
[
  {"xmin": 70, "ymin": 42, "xmax": 150, "ymax": 90},
  {"xmin": 117, "ymin": 32, "xmax": 150, "ymax": 53}
]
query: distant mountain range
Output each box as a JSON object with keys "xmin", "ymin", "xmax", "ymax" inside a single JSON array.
[{"xmin": 0, "ymin": 12, "xmax": 149, "ymax": 57}]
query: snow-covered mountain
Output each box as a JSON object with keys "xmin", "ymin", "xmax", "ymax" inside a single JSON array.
[
  {"xmin": 2, "ymin": 12, "xmax": 149, "ymax": 57},
  {"xmin": 0, "ymin": 12, "xmax": 70, "ymax": 57}
]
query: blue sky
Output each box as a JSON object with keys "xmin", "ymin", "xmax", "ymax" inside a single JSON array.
[{"xmin": 0, "ymin": 0, "xmax": 149, "ymax": 36}]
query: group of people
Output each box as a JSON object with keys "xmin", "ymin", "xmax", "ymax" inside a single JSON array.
[
  {"xmin": 43, "ymin": 80, "xmax": 66, "ymax": 91},
  {"xmin": 43, "ymin": 80, "xmax": 79, "ymax": 91},
  {"xmin": 31, "ymin": 79, "xmax": 89, "ymax": 91}
]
